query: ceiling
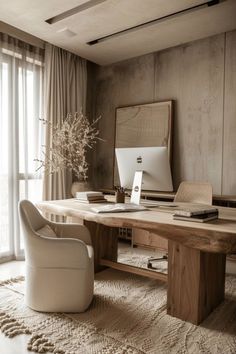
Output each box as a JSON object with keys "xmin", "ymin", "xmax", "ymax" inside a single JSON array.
[{"xmin": 0, "ymin": 0, "xmax": 236, "ymax": 65}]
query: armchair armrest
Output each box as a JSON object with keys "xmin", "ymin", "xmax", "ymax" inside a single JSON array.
[
  {"xmin": 26, "ymin": 232, "xmax": 92, "ymax": 269},
  {"xmin": 49, "ymin": 222, "xmax": 92, "ymax": 245}
]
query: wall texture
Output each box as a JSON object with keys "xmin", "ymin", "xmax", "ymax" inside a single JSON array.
[{"xmin": 91, "ymin": 30, "xmax": 236, "ymax": 195}]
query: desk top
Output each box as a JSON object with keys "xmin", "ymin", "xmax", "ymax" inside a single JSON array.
[{"xmin": 36, "ymin": 196, "xmax": 236, "ymax": 255}]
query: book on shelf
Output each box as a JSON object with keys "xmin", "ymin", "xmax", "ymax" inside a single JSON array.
[
  {"xmin": 173, "ymin": 211, "xmax": 219, "ymax": 223},
  {"xmin": 91, "ymin": 203, "xmax": 147, "ymax": 214},
  {"xmin": 75, "ymin": 191, "xmax": 107, "ymax": 203},
  {"xmin": 174, "ymin": 205, "xmax": 218, "ymax": 217}
]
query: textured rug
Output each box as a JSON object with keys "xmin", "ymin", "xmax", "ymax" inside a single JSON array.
[
  {"xmin": 118, "ymin": 243, "xmax": 168, "ymax": 273},
  {"xmin": 1, "ymin": 270, "xmax": 236, "ymax": 354}
]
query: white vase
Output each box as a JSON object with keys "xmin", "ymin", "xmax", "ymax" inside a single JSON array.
[{"xmin": 71, "ymin": 181, "xmax": 92, "ymax": 197}]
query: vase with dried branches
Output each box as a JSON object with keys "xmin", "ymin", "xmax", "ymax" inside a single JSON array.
[{"xmin": 35, "ymin": 111, "xmax": 101, "ymax": 194}]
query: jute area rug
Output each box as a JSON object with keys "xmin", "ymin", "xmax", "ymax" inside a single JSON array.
[
  {"xmin": 118, "ymin": 243, "xmax": 168, "ymax": 274},
  {"xmin": 0, "ymin": 269, "xmax": 236, "ymax": 354}
]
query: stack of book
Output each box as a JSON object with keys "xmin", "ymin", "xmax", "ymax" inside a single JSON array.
[
  {"xmin": 173, "ymin": 205, "xmax": 219, "ymax": 223},
  {"xmin": 75, "ymin": 191, "xmax": 107, "ymax": 203}
]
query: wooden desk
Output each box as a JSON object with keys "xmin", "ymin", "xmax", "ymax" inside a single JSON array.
[{"xmin": 36, "ymin": 198, "xmax": 236, "ymax": 325}]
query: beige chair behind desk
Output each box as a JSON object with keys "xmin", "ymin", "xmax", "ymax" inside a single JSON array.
[
  {"xmin": 174, "ymin": 181, "xmax": 213, "ymax": 205},
  {"xmin": 147, "ymin": 181, "xmax": 213, "ymax": 269},
  {"xmin": 19, "ymin": 200, "xmax": 94, "ymax": 313}
]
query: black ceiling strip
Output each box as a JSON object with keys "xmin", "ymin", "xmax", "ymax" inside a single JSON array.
[
  {"xmin": 87, "ymin": 0, "xmax": 220, "ymax": 46},
  {"xmin": 46, "ymin": 0, "xmax": 108, "ymax": 25}
]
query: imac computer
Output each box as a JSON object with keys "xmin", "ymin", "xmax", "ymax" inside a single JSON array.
[{"xmin": 115, "ymin": 146, "xmax": 173, "ymax": 204}]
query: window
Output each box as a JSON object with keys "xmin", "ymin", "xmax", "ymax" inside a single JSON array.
[{"xmin": 0, "ymin": 34, "xmax": 44, "ymax": 260}]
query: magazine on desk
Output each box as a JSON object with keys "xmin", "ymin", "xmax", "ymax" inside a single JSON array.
[
  {"xmin": 75, "ymin": 198, "xmax": 108, "ymax": 204},
  {"xmin": 91, "ymin": 203, "xmax": 147, "ymax": 213},
  {"xmin": 75, "ymin": 191, "xmax": 107, "ymax": 203},
  {"xmin": 75, "ymin": 191, "xmax": 105, "ymax": 199},
  {"xmin": 173, "ymin": 212, "xmax": 219, "ymax": 223},
  {"xmin": 174, "ymin": 205, "xmax": 218, "ymax": 217}
]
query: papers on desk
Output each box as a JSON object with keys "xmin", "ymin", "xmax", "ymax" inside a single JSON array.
[
  {"xmin": 174, "ymin": 205, "xmax": 218, "ymax": 217},
  {"xmin": 91, "ymin": 203, "xmax": 147, "ymax": 213},
  {"xmin": 140, "ymin": 200, "xmax": 178, "ymax": 208},
  {"xmin": 173, "ymin": 213, "xmax": 218, "ymax": 223},
  {"xmin": 173, "ymin": 205, "xmax": 219, "ymax": 223},
  {"xmin": 75, "ymin": 191, "xmax": 107, "ymax": 203}
]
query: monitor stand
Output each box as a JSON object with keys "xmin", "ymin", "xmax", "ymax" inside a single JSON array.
[{"xmin": 130, "ymin": 170, "xmax": 143, "ymax": 205}]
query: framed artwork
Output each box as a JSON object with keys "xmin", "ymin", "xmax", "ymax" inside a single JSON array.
[{"xmin": 114, "ymin": 100, "xmax": 173, "ymax": 187}]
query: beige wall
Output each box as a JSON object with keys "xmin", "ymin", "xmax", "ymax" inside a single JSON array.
[{"xmin": 91, "ymin": 30, "xmax": 236, "ymax": 195}]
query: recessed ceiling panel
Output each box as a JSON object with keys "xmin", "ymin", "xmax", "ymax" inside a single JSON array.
[
  {"xmin": 0, "ymin": 0, "xmax": 235, "ymax": 65},
  {"xmin": 51, "ymin": 0, "xmax": 208, "ymax": 42}
]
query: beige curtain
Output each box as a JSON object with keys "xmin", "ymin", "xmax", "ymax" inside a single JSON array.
[
  {"xmin": 0, "ymin": 33, "xmax": 44, "ymax": 259},
  {"xmin": 43, "ymin": 43, "xmax": 87, "ymax": 201}
]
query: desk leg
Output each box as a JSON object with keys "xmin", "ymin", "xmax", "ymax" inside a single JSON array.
[
  {"xmin": 167, "ymin": 241, "xmax": 226, "ymax": 325},
  {"xmin": 84, "ymin": 220, "xmax": 118, "ymax": 273}
]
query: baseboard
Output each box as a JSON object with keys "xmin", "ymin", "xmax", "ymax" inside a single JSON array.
[{"xmin": 0, "ymin": 255, "xmax": 15, "ymax": 264}]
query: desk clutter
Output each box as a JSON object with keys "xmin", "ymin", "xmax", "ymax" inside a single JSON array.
[
  {"xmin": 91, "ymin": 203, "xmax": 147, "ymax": 213},
  {"xmin": 115, "ymin": 187, "xmax": 126, "ymax": 203},
  {"xmin": 173, "ymin": 205, "xmax": 219, "ymax": 223},
  {"xmin": 75, "ymin": 191, "xmax": 107, "ymax": 203}
]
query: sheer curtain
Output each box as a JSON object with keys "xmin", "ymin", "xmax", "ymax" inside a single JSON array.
[
  {"xmin": 43, "ymin": 43, "xmax": 87, "ymax": 201},
  {"xmin": 0, "ymin": 33, "xmax": 44, "ymax": 260}
]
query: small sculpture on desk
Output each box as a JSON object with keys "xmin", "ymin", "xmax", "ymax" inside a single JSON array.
[{"xmin": 115, "ymin": 187, "xmax": 125, "ymax": 203}]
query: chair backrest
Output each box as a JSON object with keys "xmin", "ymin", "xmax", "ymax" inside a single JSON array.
[
  {"xmin": 19, "ymin": 200, "xmax": 46, "ymax": 234},
  {"xmin": 174, "ymin": 181, "xmax": 213, "ymax": 205}
]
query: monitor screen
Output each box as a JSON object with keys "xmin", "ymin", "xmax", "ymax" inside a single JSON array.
[{"xmin": 115, "ymin": 146, "xmax": 173, "ymax": 192}]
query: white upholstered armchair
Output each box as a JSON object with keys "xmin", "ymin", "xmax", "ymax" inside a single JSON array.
[{"xmin": 18, "ymin": 200, "xmax": 94, "ymax": 313}]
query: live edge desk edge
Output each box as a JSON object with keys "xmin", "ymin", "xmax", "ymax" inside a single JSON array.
[{"xmin": 36, "ymin": 198, "xmax": 236, "ymax": 325}]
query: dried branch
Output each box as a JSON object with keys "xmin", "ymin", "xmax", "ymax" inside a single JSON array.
[{"xmin": 35, "ymin": 112, "xmax": 102, "ymax": 181}]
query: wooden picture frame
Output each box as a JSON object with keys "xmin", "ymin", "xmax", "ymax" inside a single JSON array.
[{"xmin": 114, "ymin": 100, "xmax": 173, "ymax": 188}]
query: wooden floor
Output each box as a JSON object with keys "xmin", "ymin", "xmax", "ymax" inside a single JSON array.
[
  {"xmin": 0, "ymin": 260, "xmax": 25, "ymax": 281},
  {"xmin": 0, "ymin": 261, "xmax": 49, "ymax": 354}
]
